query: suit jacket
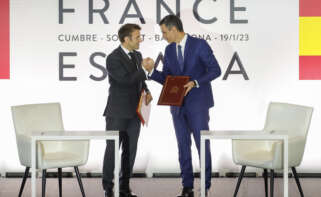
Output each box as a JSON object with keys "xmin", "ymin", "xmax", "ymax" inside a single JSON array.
[
  {"xmin": 151, "ymin": 35, "xmax": 221, "ymax": 114},
  {"xmin": 103, "ymin": 46, "xmax": 148, "ymax": 118}
]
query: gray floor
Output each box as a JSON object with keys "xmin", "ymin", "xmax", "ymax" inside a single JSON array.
[{"xmin": 1, "ymin": 177, "xmax": 320, "ymax": 197}]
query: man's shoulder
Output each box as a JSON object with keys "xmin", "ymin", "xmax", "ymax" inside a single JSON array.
[
  {"xmin": 186, "ymin": 35, "xmax": 210, "ymax": 53},
  {"xmin": 165, "ymin": 42, "xmax": 176, "ymax": 52},
  {"xmin": 107, "ymin": 47, "xmax": 122, "ymax": 60},
  {"xmin": 187, "ymin": 35, "xmax": 206, "ymax": 45}
]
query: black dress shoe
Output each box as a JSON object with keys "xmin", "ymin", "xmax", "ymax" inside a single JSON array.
[
  {"xmin": 177, "ymin": 187, "xmax": 194, "ymax": 197},
  {"xmin": 128, "ymin": 191, "xmax": 138, "ymax": 197},
  {"xmin": 104, "ymin": 189, "xmax": 114, "ymax": 197}
]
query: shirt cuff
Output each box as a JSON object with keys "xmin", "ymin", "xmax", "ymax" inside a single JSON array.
[
  {"xmin": 142, "ymin": 67, "xmax": 149, "ymax": 79},
  {"xmin": 147, "ymin": 68, "xmax": 154, "ymax": 79},
  {"xmin": 194, "ymin": 80, "xmax": 200, "ymax": 88}
]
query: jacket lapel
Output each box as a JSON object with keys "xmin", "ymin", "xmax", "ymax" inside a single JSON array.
[
  {"xmin": 183, "ymin": 35, "xmax": 192, "ymax": 73},
  {"xmin": 133, "ymin": 51, "xmax": 142, "ymax": 69},
  {"xmin": 169, "ymin": 44, "xmax": 182, "ymax": 75},
  {"xmin": 117, "ymin": 46, "xmax": 137, "ymax": 72}
]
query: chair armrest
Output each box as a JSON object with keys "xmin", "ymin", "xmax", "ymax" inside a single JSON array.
[
  {"xmin": 16, "ymin": 134, "xmax": 32, "ymax": 166},
  {"xmin": 17, "ymin": 134, "xmax": 47, "ymax": 168},
  {"xmin": 272, "ymin": 135, "xmax": 306, "ymax": 167}
]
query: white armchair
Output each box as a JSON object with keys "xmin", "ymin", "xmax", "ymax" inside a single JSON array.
[
  {"xmin": 11, "ymin": 103, "xmax": 89, "ymax": 197},
  {"xmin": 232, "ymin": 102, "xmax": 313, "ymax": 197}
]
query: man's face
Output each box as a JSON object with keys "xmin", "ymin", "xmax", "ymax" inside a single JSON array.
[
  {"xmin": 126, "ymin": 29, "xmax": 142, "ymax": 50},
  {"xmin": 160, "ymin": 24, "xmax": 175, "ymax": 43}
]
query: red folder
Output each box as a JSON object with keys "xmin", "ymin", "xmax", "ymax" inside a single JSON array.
[
  {"xmin": 136, "ymin": 90, "xmax": 152, "ymax": 126},
  {"xmin": 157, "ymin": 76, "xmax": 190, "ymax": 106}
]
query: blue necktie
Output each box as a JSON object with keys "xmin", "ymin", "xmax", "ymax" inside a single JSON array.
[{"xmin": 177, "ymin": 45, "xmax": 184, "ymax": 72}]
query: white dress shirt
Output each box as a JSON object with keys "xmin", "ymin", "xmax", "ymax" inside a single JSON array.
[
  {"xmin": 176, "ymin": 33, "xmax": 188, "ymax": 58},
  {"xmin": 176, "ymin": 34, "xmax": 199, "ymax": 88}
]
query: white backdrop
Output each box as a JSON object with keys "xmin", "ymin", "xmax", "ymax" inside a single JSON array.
[{"xmin": 2, "ymin": 0, "xmax": 321, "ymax": 176}]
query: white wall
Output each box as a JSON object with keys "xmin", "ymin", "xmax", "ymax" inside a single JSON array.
[{"xmin": 2, "ymin": 0, "xmax": 320, "ymax": 176}]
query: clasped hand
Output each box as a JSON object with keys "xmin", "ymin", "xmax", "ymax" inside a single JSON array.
[{"xmin": 142, "ymin": 58, "xmax": 154, "ymax": 73}]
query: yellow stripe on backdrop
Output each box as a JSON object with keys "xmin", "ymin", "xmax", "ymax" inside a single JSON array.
[{"xmin": 299, "ymin": 17, "xmax": 321, "ymax": 56}]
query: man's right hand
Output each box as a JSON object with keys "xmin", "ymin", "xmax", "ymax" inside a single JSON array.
[
  {"xmin": 142, "ymin": 57, "xmax": 154, "ymax": 73},
  {"xmin": 145, "ymin": 92, "xmax": 153, "ymax": 105}
]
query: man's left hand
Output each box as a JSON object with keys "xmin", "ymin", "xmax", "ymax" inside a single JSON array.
[
  {"xmin": 145, "ymin": 92, "xmax": 153, "ymax": 105},
  {"xmin": 184, "ymin": 81, "xmax": 195, "ymax": 96}
]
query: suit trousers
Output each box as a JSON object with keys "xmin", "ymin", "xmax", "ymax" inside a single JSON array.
[
  {"xmin": 102, "ymin": 116, "xmax": 141, "ymax": 191},
  {"xmin": 172, "ymin": 107, "xmax": 212, "ymax": 189}
]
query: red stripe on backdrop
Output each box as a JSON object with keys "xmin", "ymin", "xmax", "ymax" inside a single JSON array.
[
  {"xmin": 300, "ymin": 0, "xmax": 321, "ymax": 16},
  {"xmin": 300, "ymin": 56, "xmax": 321, "ymax": 80},
  {"xmin": 0, "ymin": 0, "xmax": 10, "ymax": 79}
]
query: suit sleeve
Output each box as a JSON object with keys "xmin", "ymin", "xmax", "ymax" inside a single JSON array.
[
  {"xmin": 150, "ymin": 47, "xmax": 171, "ymax": 85},
  {"xmin": 194, "ymin": 40, "xmax": 221, "ymax": 86},
  {"xmin": 136, "ymin": 52, "xmax": 150, "ymax": 93},
  {"xmin": 106, "ymin": 54, "xmax": 146, "ymax": 86},
  {"xmin": 142, "ymin": 81, "xmax": 150, "ymax": 93}
]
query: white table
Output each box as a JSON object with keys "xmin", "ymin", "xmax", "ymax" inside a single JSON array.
[
  {"xmin": 31, "ymin": 131, "xmax": 119, "ymax": 197},
  {"xmin": 200, "ymin": 130, "xmax": 288, "ymax": 197}
]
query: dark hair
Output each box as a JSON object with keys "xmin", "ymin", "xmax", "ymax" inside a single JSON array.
[
  {"xmin": 159, "ymin": 15, "xmax": 184, "ymax": 32},
  {"xmin": 118, "ymin": 24, "xmax": 141, "ymax": 43}
]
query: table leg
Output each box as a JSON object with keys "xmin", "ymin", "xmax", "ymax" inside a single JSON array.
[
  {"xmin": 201, "ymin": 136, "xmax": 205, "ymax": 197},
  {"xmin": 114, "ymin": 136, "xmax": 119, "ymax": 197},
  {"xmin": 31, "ymin": 138, "xmax": 36, "ymax": 197},
  {"xmin": 283, "ymin": 137, "xmax": 288, "ymax": 197}
]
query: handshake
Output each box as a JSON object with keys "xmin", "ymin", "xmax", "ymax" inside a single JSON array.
[{"xmin": 142, "ymin": 58, "xmax": 155, "ymax": 73}]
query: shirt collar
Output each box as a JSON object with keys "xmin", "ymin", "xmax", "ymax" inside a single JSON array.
[{"xmin": 120, "ymin": 44, "xmax": 132, "ymax": 55}]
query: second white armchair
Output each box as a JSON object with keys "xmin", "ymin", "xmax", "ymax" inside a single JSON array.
[
  {"xmin": 232, "ymin": 102, "xmax": 313, "ymax": 197},
  {"xmin": 11, "ymin": 103, "xmax": 90, "ymax": 197}
]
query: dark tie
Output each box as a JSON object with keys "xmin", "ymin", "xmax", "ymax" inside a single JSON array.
[
  {"xmin": 128, "ymin": 52, "xmax": 138, "ymax": 69},
  {"xmin": 177, "ymin": 45, "xmax": 184, "ymax": 72}
]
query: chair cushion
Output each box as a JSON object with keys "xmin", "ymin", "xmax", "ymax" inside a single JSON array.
[
  {"xmin": 235, "ymin": 149, "xmax": 276, "ymax": 169},
  {"xmin": 40, "ymin": 152, "xmax": 85, "ymax": 169}
]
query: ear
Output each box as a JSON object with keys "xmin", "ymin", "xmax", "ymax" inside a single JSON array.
[
  {"xmin": 171, "ymin": 26, "xmax": 178, "ymax": 33},
  {"xmin": 124, "ymin": 36, "xmax": 130, "ymax": 43}
]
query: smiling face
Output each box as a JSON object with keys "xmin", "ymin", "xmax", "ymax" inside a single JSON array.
[{"xmin": 125, "ymin": 29, "xmax": 142, "ymax": 51}]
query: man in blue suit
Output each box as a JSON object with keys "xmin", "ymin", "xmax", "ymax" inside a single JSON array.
[{"xmin": 143, "ymin": 15, "xmax": 221, "ymax": 197}]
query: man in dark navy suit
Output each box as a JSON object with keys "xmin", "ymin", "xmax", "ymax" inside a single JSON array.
[
  {"xmin": 143, "ymin": 15, "xmax": 221, "ymax": 197},
  {"xmin": 103, "ymin": 24, "xmax": 153, "ymax": 197}
]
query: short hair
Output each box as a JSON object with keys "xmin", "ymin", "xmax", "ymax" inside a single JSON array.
[
  {"xmin": 118, "ymin": 24, "xmax": 141, "ymax": 43},
  {"xmin": 159, "ymin": 14, "xmax": 184, "ymax": 32}
]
